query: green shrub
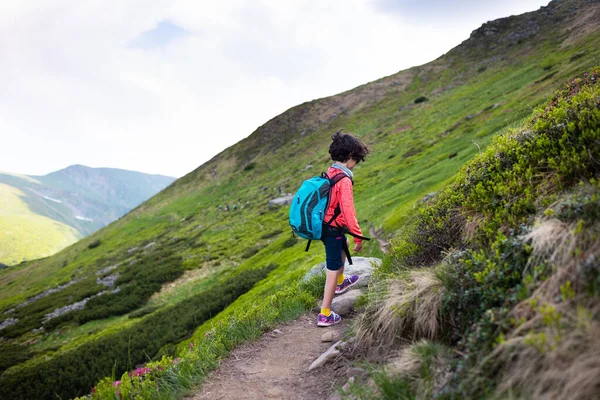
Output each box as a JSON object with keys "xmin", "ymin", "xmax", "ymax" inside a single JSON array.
[
  {"xmin": 87, "ymin": 240, "xmax": 101, "ymax": 249},
  {"xmin": 376, "ymin": 68, "xmax": 600, "ymax": 398},
  {"xmin": 282, "ymin": 236, "xmax": 297, "ymax": 249},
  {"xmin": 44, "ymin": 249, "xmax": 183, "ymax": 330},
  {"xmin": 0, "ymin": 342, "xmax": 30, "ymax": 374},
  {"xmin": 261, "ymin": 229, "xmax": 283, "ymax": 240},
  {"xmin": 396, "ymin": 68, "xmax": 600, "ymax": 268},
  {"xmin": 2, "ymin": 277, "xmax": 106, "ymax": 338},
  {"xmin": 0, "ymin": 265, "xmax": 276, "ymax": 400}
]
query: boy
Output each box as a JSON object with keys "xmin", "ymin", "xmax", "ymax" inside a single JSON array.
[{"xmin": 318, "ymin": 130, "xmax": 370, "ymax": 327}]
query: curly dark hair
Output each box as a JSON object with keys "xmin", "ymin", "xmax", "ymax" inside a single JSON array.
[{"xmin": 328, "ymin": 130, "xmax": 370, "ymax": 163}]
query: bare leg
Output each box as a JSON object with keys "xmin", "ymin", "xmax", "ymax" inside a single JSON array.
[
  {"xmin": 321, "ymin": 269, "xmax": 338, "ymax": 310},
  {"xmin": 322, "ymin": 237, "xmax": 350, "ymax": 310}
]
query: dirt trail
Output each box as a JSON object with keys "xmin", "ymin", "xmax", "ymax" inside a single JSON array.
[{"xmin": 189, "ymin": 314, "xmax": 348, "ymax": 400}]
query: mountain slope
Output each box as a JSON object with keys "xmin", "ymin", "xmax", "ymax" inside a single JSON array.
[
  {"xmin": 0, "ymin": 165, "xmax": 175, "ymax": 264},
  {"xmin": 0, "ymin": 0, "xmax": 599, "ymax": 398},
  {"xmin": 0, "ymin": 183, "xmax": 81, "ymax": 266}
]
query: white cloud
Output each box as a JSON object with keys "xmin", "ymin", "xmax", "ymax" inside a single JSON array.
[{"xmin": 0, "ymin": 0, "xmax": 548, "ymax": 178}]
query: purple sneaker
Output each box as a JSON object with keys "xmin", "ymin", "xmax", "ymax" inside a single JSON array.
[
  {"xmin": 317, "ymin": 311, "xmax": 341, "ymax": 327},
  {"xmin": 336, "ymin": 275, "xmax": 360, "ymax": 295}
]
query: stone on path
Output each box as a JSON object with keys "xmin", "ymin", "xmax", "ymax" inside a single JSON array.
[
  {"xmin": 321, "ymin": 331, "xmax": 339, "ymax": 342},
  {"xmin": 309, "ymin": 340, "xmax": 343, "ymax": 371},
  {"xmin": 302, "ymin": 257, "xmax": 381, "ymax": 287},
  {"xmin": 313, "ymin": 289, "xmax": 363, "ymax": 316}
]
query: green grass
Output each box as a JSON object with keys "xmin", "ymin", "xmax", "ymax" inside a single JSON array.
[
  {"xmin": 0, "ymin": 183, "xmax": 81, "ymax": 265},
  {"xmin": 0, "ymin": 4, "xmax": 599, "ymax": 399}
]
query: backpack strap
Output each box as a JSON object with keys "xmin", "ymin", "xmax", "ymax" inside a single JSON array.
[
  {"xmin": 323, "ymin": 172, "xmax": 350, "ymax": 227},
  {"xmin": 342, "ymin": 237, "xmax": 353, "ymax": 265}
]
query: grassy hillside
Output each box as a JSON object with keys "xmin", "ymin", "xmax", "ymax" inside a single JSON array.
[
  {"xmin": 0, "ymin": 0, "xmax": 598, "ymax": 398},
  {"xmin": 0, "ymin": 183, "xmax": 82, "ymax": 265},
  {"xmin": 0, "ymin": 166, "xmax": 175, "ymax": 264},
  {"xmin": 350, "ymin": 66, "xmax": 600, "ymax": 399}
]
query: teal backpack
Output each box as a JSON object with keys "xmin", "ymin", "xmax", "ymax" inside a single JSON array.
[
  {"xmin": 289, "ymin": 171, "xmax": 371, "ymax": 262},
  {"xmin": 289, "ymin": 172, "xmax": 350, "ymax": 251}
]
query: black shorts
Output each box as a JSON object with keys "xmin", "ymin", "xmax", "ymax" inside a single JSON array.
[{"xmin": 321, "ymin": 225, "xmax": 347, "ymax": 271}]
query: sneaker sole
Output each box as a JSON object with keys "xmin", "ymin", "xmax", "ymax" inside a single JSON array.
[
  {"xmin": 317, "ymin": 319, "xmax": 342, "ymax": 327},
  {"xmin": 335, "ymin": 276, "xmax": 361, "ymax": 295}
]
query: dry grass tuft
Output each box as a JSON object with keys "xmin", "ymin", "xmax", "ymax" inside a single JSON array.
[
  {"xmin": 494, "ymin": 303, "xmax": 600, "ymax": 400},
  {"xmin": 383, "ymin": 341, "xmax": 452, "ymax": 398},
  {"xmin": 386, "ymin": 345, "xmax": 422, "ymax": 378},
  {"xmin": 517, "ymin": 217, "xmax": 600, "ymax": 309},
  {"xmin": 523, "ymin": 218, "xmax": 577, "ymax": 270},
  {"xmin": 356, "ymin": 268, "xmax": 444, "ymax": 350},
  {"xmin": 494, "ymin": 216, "xmax": 600, "ymax": 400},
  {"xmin": 460, "ymin": 209, "xmax": 486, "ymax": 243}
]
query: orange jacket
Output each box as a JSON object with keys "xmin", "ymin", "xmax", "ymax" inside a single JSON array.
[{"xmin": 324, "ymin": 166, "xmax": 364, "ymax": 244}]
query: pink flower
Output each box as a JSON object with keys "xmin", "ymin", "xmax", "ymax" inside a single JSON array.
[
  {"xmin": 189, "ymin": 342, "xmax": 195, "ymax": 349},
  {"xmin": 91, "ymin": 387, "xmax": 96, "ymax": 394},
  {"xmin": 113, "ymin": 380, "xmax": 122, "ymax": 387}
]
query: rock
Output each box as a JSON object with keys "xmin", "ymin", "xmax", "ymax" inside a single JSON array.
[
  {"xmin": 332, "ymin": 289, "xmax": 362, "ymax": 316},
  {"xmin": 313, "ymin": 289, "xmax": 363, "ymax": 316},
  {"xmin": 0, "ymin": 263, "xmax": 7, "ymax": 269},
  {"xmin": 337, "ymin": 341, "xmax": 350, "ymax": 351},
  {"xmin": 309, "ymin": 340, "xmax": 342, "ymax": 371},
  {"xmin": 13, "ymin": 278, "xmax": 84, "ymax": 311},
  {"xmin": 321, "ymin": 331, "xmax": 338, "ymax": 342},
  {"xmin": 342, "ymin": 376, "xmax": 356, "ymax": 392},
  {"xmin": 347, "ymin": 367, "xmax": 367, "ymax": 379},
  {"xmin": 268, "ymin": 195, "xmax": 294, "ymax": 206},
  {"xmin": 270, "ymin": 328, "xmax": 283, "ymax": 338},
  {"xmin": 302, "ymin": 257, "xmax": 381, "ymax": 287},
  {"xmin": 0, "ymin": 318, "xmax": 18, "ymax": 331},
  {"xmin": 96, "ymin": 273, "xmax": 119, "ymax": 288},
  {"xmin": 418, "ymin": 192, "xmax": 438, "ymax": 204},
  {"xmin": 97, "ymin": 264, "xmax": 119, "ymax": 275}
]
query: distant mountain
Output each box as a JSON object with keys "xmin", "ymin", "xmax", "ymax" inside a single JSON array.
[{"xmin": 0, "ymin": 165, "xmax": 175, "ymax": 264}]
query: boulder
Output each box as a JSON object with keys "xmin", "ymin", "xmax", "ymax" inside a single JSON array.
[
  {"xmin": 313, "ymin": 289, "xmax": 363, "ymax": 316},
  {"xmin": 268, "ymin": 195, "xmax": 294, "ymax": 206},
  {"xmin": 332, "ymin": 289, "xmax": 363, "ymax": 316},
  {"xmin": 302, "ymin": 257, "xmax": 381, "ymax": 287}
]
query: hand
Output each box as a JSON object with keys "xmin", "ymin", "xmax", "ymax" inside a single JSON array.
[{"xmin": 353, "ymin": 242, "xmax": 363, "ymax": 253}]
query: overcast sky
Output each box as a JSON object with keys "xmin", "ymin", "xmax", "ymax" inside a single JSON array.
[{"xmin": 0, "ymin": 0, "xmax": 549, "ymax": 178}]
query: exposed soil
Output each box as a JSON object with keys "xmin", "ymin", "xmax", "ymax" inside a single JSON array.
[{"xmin": 188, "ymin": 314, "xmax": 348, "ymax": 400}]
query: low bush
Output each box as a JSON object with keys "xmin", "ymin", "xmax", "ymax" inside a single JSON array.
[
  {"xmin": 358, "ymin": 69, "xmax": 600, "ymax": 399},
  {"xmin": 0, "ymin": 265, "xmax": 276, "ymax": 400},
  {"xmin": 2, "ymin": 277, "xmax": 105, "ymax": 338},
  {"xmin": 396, "ymin": 68, "xmax": 600, "ymax": 268},
  {"xmin": 44, "ymin": 249, "xmax": 183, "ymax": 330},
  {"xmin": 87, "ymin": 240, "xmax": 101, "ymax": 249}
]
